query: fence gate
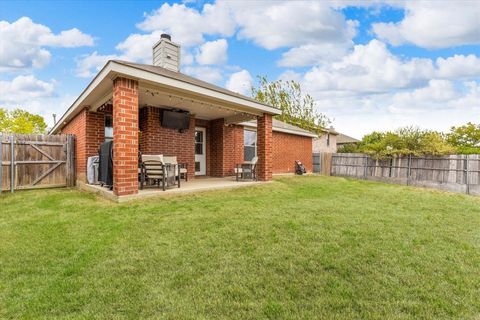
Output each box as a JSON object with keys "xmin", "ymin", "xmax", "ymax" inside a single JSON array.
[{"xmin": 1, "ymin": 133, "xmax": 75, "ymax": 193}]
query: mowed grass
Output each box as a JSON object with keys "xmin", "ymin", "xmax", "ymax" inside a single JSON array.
[{"xmin": 1, "ymin": 176, "xmax": 480, "ymax": 319}]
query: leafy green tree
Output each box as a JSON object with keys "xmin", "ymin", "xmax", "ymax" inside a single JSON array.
[
  {"xmin": 251, "ymin": 76, "xmax": 330, "ymax": 133},
  {"xmin": 356, "ymin": 127, "xmax": 454, "ymax": 158},
  {"xmin": 447, "ymin": 122, "xmax": 480, "ymax": 154},
  {"xmin": 337, "ymin": 143, "xmax": 359, "ymax": 153},
  {"xmin": 0, "ymin": 108, "xmax": 47, "ymax": 134}
]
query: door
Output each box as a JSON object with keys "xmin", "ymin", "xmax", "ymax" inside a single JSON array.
[{"xmin": 195, "ymin": 127, "xmax": 206, "ymax": 175}]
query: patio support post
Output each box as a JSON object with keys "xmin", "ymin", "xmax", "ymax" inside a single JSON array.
[
  {"xmin": 112, "ymin": 77, "xmax": 139, "ymax": 196},
  {"xmin": 257, "ymin": 113, "xmax": 273, "ymax": 181}
]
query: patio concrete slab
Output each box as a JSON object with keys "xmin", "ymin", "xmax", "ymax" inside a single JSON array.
[{"xmin": 79, "ymin": 177, "xmax": 266, "ymax": 202}]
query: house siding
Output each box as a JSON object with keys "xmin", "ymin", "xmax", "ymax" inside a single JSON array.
[{"xmin": 313, "ymin": 133, "xmax": 337, "ymax": 153}]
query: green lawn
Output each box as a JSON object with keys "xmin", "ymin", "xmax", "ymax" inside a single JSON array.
[{"xmin": 1, "ymin": 176, "xmax": 479, "ymax": 319}]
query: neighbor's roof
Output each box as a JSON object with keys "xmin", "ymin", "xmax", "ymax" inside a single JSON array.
[
  {"xmin": 337, "ymin": 133, "xmax": 360, "ymax": 144},
  {"xmin": 241, "ymin": 119, "xmax": 318, "ymax": 138},
  {"xmin": 50, "ymin": 60, "xmax": 280, "ymax": 134}
]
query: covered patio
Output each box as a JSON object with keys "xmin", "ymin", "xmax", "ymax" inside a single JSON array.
[{"xmin": 53, "ymin": 60, "xmax": 280, "ymax": 199}]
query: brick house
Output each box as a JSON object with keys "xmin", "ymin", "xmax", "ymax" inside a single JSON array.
[{"xmin": 50, "ymin": 34, "xmax": 316, "ymax": 198}]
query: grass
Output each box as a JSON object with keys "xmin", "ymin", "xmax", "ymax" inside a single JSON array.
[{"xmin": 1, "ymin": 176, "xmax": 480, "ymax": 319}]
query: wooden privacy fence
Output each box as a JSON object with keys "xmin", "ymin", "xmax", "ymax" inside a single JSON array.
[
  {"xmin": 1, "ymin": 133, "xmax": 75, "ymax": 193},
  {"xmin": 314, "ymin": 152, "xmax": 480, "ymax": 196}
]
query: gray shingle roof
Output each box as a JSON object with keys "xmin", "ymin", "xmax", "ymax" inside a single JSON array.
[
  {"xmin": 337, "ymin": 133, "xmax": 360, "ymax": 144},
  {"xmin": 241, "ymin": 119, "xmax": 318, "ymax": 138}
]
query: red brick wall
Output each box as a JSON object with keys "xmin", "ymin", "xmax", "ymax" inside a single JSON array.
[
  {"xmin": 257, "ymin": 114, "xmax": 273, "ymax": 181},
  {"xmin": 60, "ymin": 107, "xmax": 106, "ymax": 181},
  {"xmin": 209, "ymin": 119, "xmax": 224, "ymax": 177},
  {"xmin": 139, "ymin": 106, "xmax": 195, "ymax": 179},
  {"xmin": 61, "ymin": 108, "xmax": 87, "ymax": 180},
  {"xmin": 208, "ymin": 119, "xmax": 243, "ymax": 177},
  {"xmin": 112, "ymin": 77, "xmax": 139, "ymax": 196},
  {"xmin": 272, "ymin": 131, "xmax": 312, "ymax": 174}
]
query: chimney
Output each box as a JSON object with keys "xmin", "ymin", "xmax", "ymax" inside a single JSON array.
[{"xmin": 152, "ymin": 34, "xmax": 181, "ymax": 72}]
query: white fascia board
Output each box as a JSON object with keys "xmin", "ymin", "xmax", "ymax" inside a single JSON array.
[{"xmin": 241, "ymin": 122, "xmax": 318, "ymax": 138}]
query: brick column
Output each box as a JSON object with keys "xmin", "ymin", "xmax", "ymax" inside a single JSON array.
[
  {"xmin": 113, "ymin": 77, "xmax": 139, "ymax": 196},
  {"xmin": 257, "ymin": 113, "xmax": 273, "ymax": 181}
]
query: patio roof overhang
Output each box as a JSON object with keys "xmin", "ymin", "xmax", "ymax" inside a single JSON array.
[{"xmin": 50, "ymin": 60, "xmax": 281, "ymax": 134}]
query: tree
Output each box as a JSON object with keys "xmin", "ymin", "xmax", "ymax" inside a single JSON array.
[
  {"xmin": 0, "ymin": 108, "xmax": 47, "ymax": 134},
  {"xmin": 354, "ymin": 126, "xmax": 454, "ymax": 158},
  {"xmin": 251, "ymin": 76, "xmax": 330, "ymax": 133},
  {"xmin": 447, "ymin": 122, "xmax": 480, "ymax": 154}
]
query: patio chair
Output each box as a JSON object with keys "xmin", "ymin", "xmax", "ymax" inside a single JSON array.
[
  {"xmin": 163, "ymin": 156, "xmax": 187, "ymax": 185},
  {"xmin": 140, "ymin": 154, "xmax": 167, "ymax": 191},
  {"xmin": 235, "ymin": 156, "xmax": 258, "ymax": 181}
]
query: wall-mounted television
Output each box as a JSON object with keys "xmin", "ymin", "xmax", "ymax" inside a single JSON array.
[{"xmin": 161, "ymin": 109, "xmax": 190, "ymax": 130}]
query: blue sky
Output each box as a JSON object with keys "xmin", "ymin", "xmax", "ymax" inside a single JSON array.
[{"xmin": 0, "ymin": 1, "xmax": 479, "ymax": 137}]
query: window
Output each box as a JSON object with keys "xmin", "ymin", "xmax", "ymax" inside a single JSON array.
[
  {"xmin": 244, "ymin": 129, "xmax": 256, "ymax": 161},
  {"xmin": 327, "ymin": 133, "xmax": 330, "ymax": 147},
  {"xmin": 105, "ymin": 115, "xmax": 113, "ymax": 141}
]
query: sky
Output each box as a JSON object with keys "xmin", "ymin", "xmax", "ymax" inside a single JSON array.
[{"xmin": 0, "ymin": 0, "xmax": 479, "ymax": 138}]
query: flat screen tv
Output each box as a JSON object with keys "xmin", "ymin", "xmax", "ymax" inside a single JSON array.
[{"xmin": 161, "ymin": 110, "xmax": 190, "ymax": 130}]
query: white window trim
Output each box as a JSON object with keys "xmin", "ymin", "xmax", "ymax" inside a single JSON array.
[{"xmin": 244, "ymin": 128, "xmax": 257, "ymax": 161}]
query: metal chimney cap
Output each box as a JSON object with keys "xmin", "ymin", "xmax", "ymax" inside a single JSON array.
[{"xmin": 160, "ymin": 33, "xmax": 171, "ymax": 41}]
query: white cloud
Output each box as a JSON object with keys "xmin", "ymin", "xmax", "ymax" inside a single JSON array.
[
  {"xmin": 0, "ymin": 17, "xmax": 94, "ymax": 71},
  {"xmin": 389, "ymin": 80, "xmax": 460, "ymax": 113},
  {"xmin": 224, "ymin": 1, "xmax": 357, "ymax": 66},
  {"xmin": 138, "ymin": 2, "xmax": 235, "ymax": 47},
  {"xmin": 436, "ymin": 54, "xmax": 480, "ymax": 80},
  {"xmin": 302, "ymin": 40, "xmax": 435, "ymax": 94},
  {"xmin": 225, "ymin": 70, "xmax": 253, "ymax": 96},
  {"xmin": 373, "ymin": 2, "xmax": 480, "ymax": 48},
  {"xmin": 195, "ymin": 39, "xmax": 228, "ymax": 65},
  {"xmin": 278, "ymin": 43, "xmax": 350, "ymax": 67},
  {"xmin": 298, "ymin": 40, "xmax": 480, "ymax": 97},
  {"xmin": 227, "ymin": 1, "xmax": 356, "ymax": 50},
  {"xmin": 75, "ymin": 51, "xmax": 123, "ymax": 78},
  {"xmin": 115, "ymin": 31, "xmax": 163, "ymax": 63},
  {"xmin": 0, "ymin": 75, "xmax": 55, "ymax": 102},
  {"xmin": 182, "ymin": 66, "xmax": 223, "ymax": 84}
]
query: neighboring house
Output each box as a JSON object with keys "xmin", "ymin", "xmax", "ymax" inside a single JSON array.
[
  {"xmin": 313, "ymin": 128, "xmax": 339, "ymax": 153},
  {"xmin": 336, "ymin": 133, "xmax": 360, "ymax": 147},
  {"xmin": 313, "ymin": 129, "xmax": 360, "ymax": 153},
  {"xmin": 50, "ymin": 34, "xmax": 315, "ymax": 198}
]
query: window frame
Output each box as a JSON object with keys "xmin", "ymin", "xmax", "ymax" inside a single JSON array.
[
  {"xmin": 105, "ymin": 114, "xmax": 113, "ymax": 141},
  {"xmin": 243, "ymin": 128, "xmax": 257, "ymax": 162}
]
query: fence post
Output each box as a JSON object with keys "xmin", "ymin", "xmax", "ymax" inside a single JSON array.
[
  {"xmin": 329, "ymin": 154, "xmax": 333, "ymax": 176},
  {"xmin": 10, "ymin": 134, "xmax": 14, "ymax": 193},
  {"xmin": 465, "ymin": 155, "xmax": 470, "ymax": 195},
  {"xmin": 363, "ymin": 154, "xmax": 368, "ymax": 180},
  {"xmin": 407, "ymin": 154, "xmax": 411, "ymax": 186}
]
